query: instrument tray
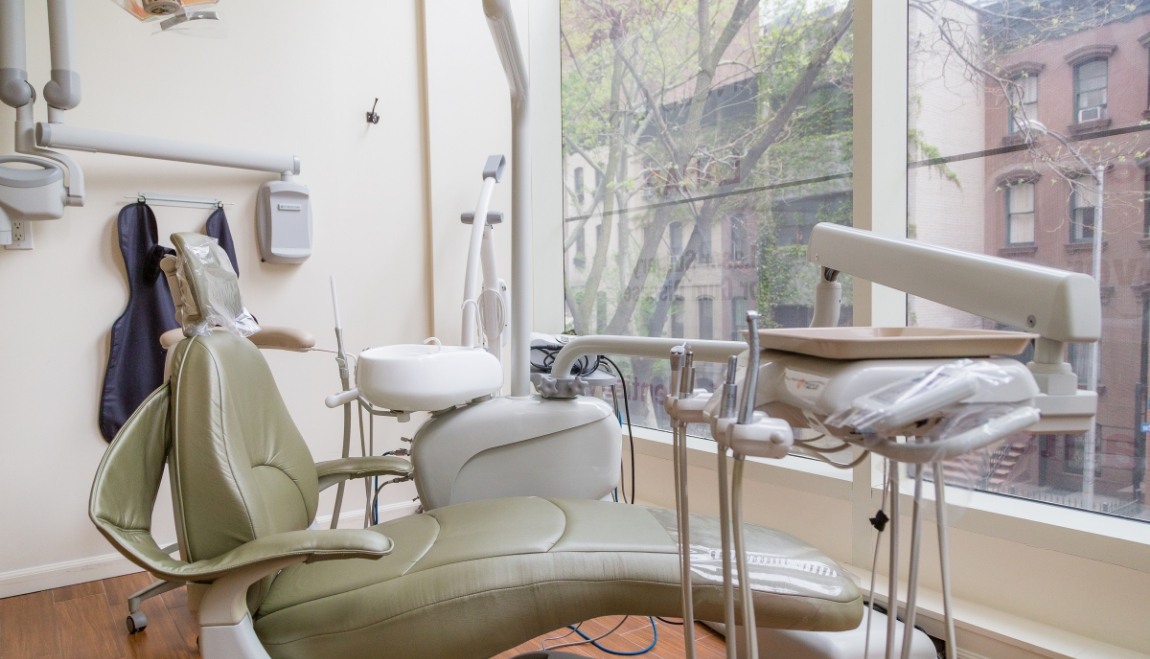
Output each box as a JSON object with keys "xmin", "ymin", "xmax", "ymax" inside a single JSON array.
[{"xmin": 757, "ymin": 327, "xmax": 1036, "ymax": 360}]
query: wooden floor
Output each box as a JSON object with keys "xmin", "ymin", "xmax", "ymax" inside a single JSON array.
[{"xmin": 0, "ymin": 571, "xmax": 728, "ymax": 658}]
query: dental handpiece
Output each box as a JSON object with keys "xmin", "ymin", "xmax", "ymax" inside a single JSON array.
[
  {"xmin": 722, "ymin": 355, "xmax": 739, "ymax": 419},
  {"xmin": 738, "ymin": 311, "xmax": 761, "ymax": 424}
]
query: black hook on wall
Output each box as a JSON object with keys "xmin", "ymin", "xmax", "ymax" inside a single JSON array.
[{"xmin": 366, "ymin": 98, "xmax": 380, "ymax": 124}]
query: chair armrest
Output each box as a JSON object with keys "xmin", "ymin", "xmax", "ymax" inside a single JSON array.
[
  {"xmin": 315, "ymin": 456, "xmax": 414, "ymax": 492},
  {"xmin": 94, "ymin": 525, "xmax": 392, "ymax": 585},
  {"xmin": 247, "ymin": 326, "xmax": 316, "ymax": 351}
]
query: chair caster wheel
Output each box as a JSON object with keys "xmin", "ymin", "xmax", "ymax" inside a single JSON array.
[{"xmin": 126, "ymin": 611, "xmax": 148, "ymax": 634}]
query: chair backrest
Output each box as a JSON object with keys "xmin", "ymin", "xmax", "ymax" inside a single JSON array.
[{"xmin": 167, "ymin": 331, "xmax": 320, "ymax": 565}]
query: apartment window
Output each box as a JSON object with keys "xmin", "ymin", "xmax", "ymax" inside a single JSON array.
[
  {"xmin": 699, "ymin": 223, "xmax": 713, "ymax": 264},
  {"xmin": 1008, "ymin": 73, "xmax": 1038, "ymax": 134},
  {"xmin": 573, "ymin": 225, "xmax": 586, "ymax": 269},
  {"xmin": 669, "ymin": 222, "xmax": 683, "ymax": 265},
  {"xmin": 1145, "ymin": 167, "xmax": 1150, "ymax": 236},
  {"xmin": 1074, "ymin": 58, "xmax": 1108, "ymax": 124},
  {"xmin": 1070, "ymin": 175, "xmax": 1098, "ymax": 243},
  {"xmin": 1068, "ymin": 342, "xmax": 1092, "ymax": 388},
  {"xmin": 671, "ymin": 296, "xmax": 685, "ymax": 338},
  {"xmin": 698, "ymin": 296, "xmax": 714, "ymax": 340},
  {"xmin": 730, "ymin": 296, "xmax": 747, "ymax": 341},
  {"xmin": 596, "ymin": 292, "xmax": 607, "ymax": 333},
  {"xmin": 730, "ymin": 216, "xmax": 747, "ymax": 263},
  {"xmin": 1006, "ymin": 181, "xmax": 1036, "ymax": 245},
  {"xmin": 574, "ymin": 166, "xmax": 585, "ymax": 205}
]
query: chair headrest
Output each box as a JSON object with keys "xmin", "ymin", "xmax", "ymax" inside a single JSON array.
[{"xmin": 160, "ymin": 232, "xmax": 258, "ymax": 338}]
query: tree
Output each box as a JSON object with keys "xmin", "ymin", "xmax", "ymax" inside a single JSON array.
[{"xmin": 562, "ymin": 0, "xmax": 854, "ymax": 337}]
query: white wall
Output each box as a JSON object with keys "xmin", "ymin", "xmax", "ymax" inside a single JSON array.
[{"xmin": 0, "ymin": 0, "xmax": 533, "ymax": 595}]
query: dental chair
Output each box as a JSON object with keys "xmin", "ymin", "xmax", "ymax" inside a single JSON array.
[{"xmin": 88, "ymin": 234, "xmax": 864, "ymax": 658}]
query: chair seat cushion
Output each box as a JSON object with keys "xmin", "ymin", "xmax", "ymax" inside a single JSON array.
[{"xmin": 254, "ymin": 497, "xmax": 861, "ymax": 659}]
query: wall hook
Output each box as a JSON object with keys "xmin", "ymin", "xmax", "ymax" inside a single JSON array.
[{"xmin": 366, "ymin": 98, "xmax": 380, "ymax": 124}]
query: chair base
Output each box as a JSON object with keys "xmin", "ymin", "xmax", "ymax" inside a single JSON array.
[{"xmin": 200, "ymin": 613, "xmax": 271, "ymax": 659}]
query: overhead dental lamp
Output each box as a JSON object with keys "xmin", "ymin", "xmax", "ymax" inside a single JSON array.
[{"xmin": 110, "ymin": 0, "xmax": 220, "ymax": 31}]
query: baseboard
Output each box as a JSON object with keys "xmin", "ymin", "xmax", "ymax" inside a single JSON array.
[
  {"xmin": 0, "ymin": 502, "xmax": 420, "ymax": 600},
  {"xmin": 852, "ymin": 566, "xmax": 1149, "ymax": 659}
]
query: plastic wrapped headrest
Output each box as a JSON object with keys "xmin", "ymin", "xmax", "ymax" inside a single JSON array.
[{"xmin": 162, "ymin": 232, "xmax": 258, "ymax": 337}]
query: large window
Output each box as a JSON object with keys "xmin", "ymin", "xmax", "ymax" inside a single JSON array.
[
  {"xmin": 909, "ymin": 1, "xmax": 1149, "ymax": 523},
  {"xmin": 561, "ymin": 0, "xmax": 1147, "ymax": 525},
  {"xmin": 561, "ymin": 0, "xmax": 853, "ymax": 429}
]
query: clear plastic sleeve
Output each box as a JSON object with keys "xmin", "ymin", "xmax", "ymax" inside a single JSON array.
[
  {"xmin": 825, "ymin": 360, "xmax": 1040, "ymax": 463},
  {"xmin": 170, "ymin": 232, "xmax": 258, "ymax": 337}
]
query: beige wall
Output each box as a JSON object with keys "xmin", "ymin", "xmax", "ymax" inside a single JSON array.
[{"xmin": 0, "ymin": 0, "xmax": 554, "ymax": 595}]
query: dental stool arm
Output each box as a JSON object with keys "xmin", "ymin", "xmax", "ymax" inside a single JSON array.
[{"xmin": 315, "ymin": 456, "xmax": 413, "ymax": 492}]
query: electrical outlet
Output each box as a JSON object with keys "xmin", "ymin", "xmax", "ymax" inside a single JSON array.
[{"xmin": 6, "ymin": 221, "xmax": 33, "ymax": 250}]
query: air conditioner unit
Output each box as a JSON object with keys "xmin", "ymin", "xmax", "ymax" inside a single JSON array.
[{"xmin": 1078, "ymin": 106, "xmax": 1103, "ymax": 123}]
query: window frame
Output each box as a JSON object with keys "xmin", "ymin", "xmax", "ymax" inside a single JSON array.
[
  {"xmin": 1073, "ymin": 57, "xmax": 1109, "ymax": 123},
  {"xmin": 1008, "ymin": 72, "xmax": 1039, "ymax": 135},
  {"xmin": 1070, "ymin": 175, "xmax": 1098, "ymax": 244}
]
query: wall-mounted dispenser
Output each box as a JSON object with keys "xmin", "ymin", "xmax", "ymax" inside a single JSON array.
[
  {"xmin": 256, "ymin": 179, "xmax": 312, "ymax": 264},
  {"xmin": 0, "ymin": 156, "xmax": 66, "ymax": 245}
]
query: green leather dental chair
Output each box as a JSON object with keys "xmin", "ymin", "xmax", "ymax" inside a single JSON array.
[{"xmin": 88, "ymin": 235, "xmax": 863, "ymax": 658}]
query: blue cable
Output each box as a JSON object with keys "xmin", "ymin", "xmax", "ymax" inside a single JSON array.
[{"xmin": 565, "ymin": 616, "xmax": 659, "ymax": 655}]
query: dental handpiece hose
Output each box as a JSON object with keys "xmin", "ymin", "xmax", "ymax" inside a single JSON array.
[
  {"xmin": 674, "ymin": 345, "xmax": 697, "ymax": 657},
  {"xmin": 718, "ymin": 355, "xmax": 739, "ymax": 659},
  {"xmin": 734, "ymin": 311, "xmax": 762, "ymax": 658},
  {"xmin": 329, "ymin": 276, "xmax": 354, "ymax": 529}
]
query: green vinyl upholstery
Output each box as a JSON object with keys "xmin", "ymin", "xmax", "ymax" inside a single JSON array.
[{"xmin": 91, "ymin": 331, "xmax": 862, "ymax": 658}]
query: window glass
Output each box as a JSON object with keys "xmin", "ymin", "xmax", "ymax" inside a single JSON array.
[
  {"xmin": 1006, "ymin": 181, "xmax": 1036, "ymax": 244},
  {"xmin": 1008, "ymin": 73, "xmax": 1038, "ymax": 134},
  {"xmin": 910, "ymin": 1, "xmax": 1149, "ymax": 522},
  {"xmin": 561, "ymin": 0, "xmax": 854, "ymax": 432},
  {"xmin": 1075, "ymin": 58, "xmax": 1108, "ymax": 120},
  {"xmin": 1070, "ymin": 175, "xmax": 1098, "ymax": 243},
  {"xmin": 698, "ymin": 296, "xmax": 714, "ymax": 340}
]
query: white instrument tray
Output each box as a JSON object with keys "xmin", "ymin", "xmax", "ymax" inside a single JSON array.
[{"xmin": 757, "ymin": 327, "xmax": 1036, "ymax": 360}]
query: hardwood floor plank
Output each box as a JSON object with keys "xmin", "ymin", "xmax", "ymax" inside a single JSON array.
[
  {"xmin": 50, "ymin": 580, "xmax": 103, "ymax": 603},
  {"xmin": 55, "ymin": 593, "xmax": 124, "ymax": 659},
  {"xmin": 0, "ymin": 589, "xmax": 61, "ymax": 658},
  {"xmin": 101, "ymin": 573, "xmax": 197, "ymax": 658}
]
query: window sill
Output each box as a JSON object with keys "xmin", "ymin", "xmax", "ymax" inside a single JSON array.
[
  {"xmin": 1064, "ymin": 239, "xmax": 1106, "ymax": 254},
  {"xmin": 626, "ymin": 425, "xmax": 1149, "ymax": 572},
  {"xmin": 998, "ymin": 244, "xmax": 1037, "ymax": 257},
  {"xmin": 1068, "ymin": 117, "xmax": 1111, "ymax": 135}
]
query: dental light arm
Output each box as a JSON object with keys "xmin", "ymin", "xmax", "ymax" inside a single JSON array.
[
  {"xmin": 37, "ymin": 122, "xmax": 301, "ymax": 178},
  {"xmin": 44, "ymin": 0, "xmax": 81, "ymax": 119},
  {"xmin": 1, "ymin": 0, "xmax": 84, "ymax": 205},
  {"xmin": 2, "ymin": 0, "xmax": 299, "ymax": 230},
  {"xmin": 808, "ymin": 223, "xmax": 1101, "ymax": 431}
]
